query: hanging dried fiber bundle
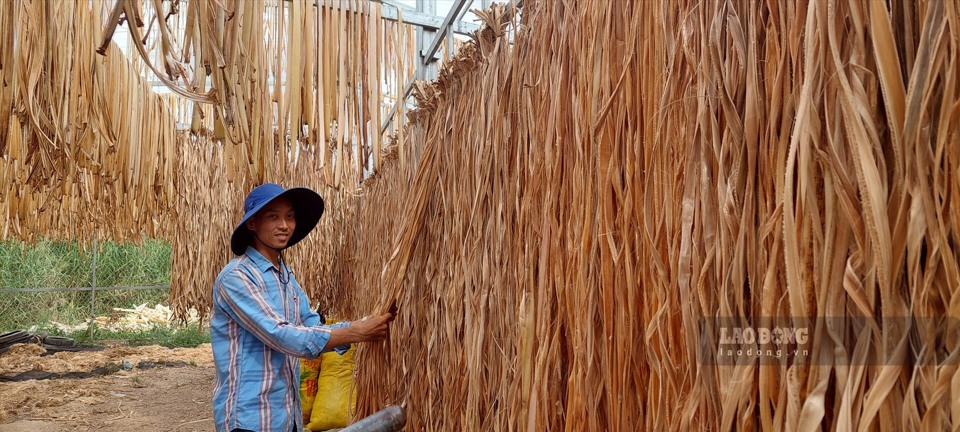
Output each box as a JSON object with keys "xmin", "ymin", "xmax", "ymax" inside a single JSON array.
[
  {"xmin": 147, "ymin": 0, "xmax": 420, "ymax": 317},
  {"xmin": 99, "ymin": 0, "xmax": 418, "ymax": 186},
  {"xmin": 1, "ymin": 0, "xmax": 420, "ymax": 320},
  {"xmin": 166, "ymin": 132, "xmax": 361, "ymax": 321},
  {"xmin": 0, "ymin": 0, "xmax": 178, "ymax": 244},
  {"xmin": 4, "ymin": 0, "xmax": 959, "ymax": 429},
  {"xmin": 339, "ymin": 0, "xmax": 960, "ymax": 430}
]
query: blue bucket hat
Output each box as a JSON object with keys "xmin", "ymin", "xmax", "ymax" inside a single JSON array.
[{"xmin": 230, "ymin": 183, "xmax": 325, "ymax": 255}]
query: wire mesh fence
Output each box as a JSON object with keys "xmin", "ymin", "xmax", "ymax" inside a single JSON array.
[
  {"xmin": 0, "ymin": 287, "xmax": 171, "ymax": 332},
  {"xmin": 0, "ymin": 240, "xmax": 174, "ymax": 334}
]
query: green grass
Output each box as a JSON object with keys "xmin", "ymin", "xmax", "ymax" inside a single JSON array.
[
  {"xmin": 0, "ymin": 239, "xmax": 199, "ymax": 346},
  {"xmin": 0, "ymin": 239, "xmax": 172, "ymax": 289}
]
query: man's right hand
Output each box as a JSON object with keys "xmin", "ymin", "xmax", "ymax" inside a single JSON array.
[
  {"xmin": 351, "ymin": 312, "xmax": 396, "ymax": 342},
  {"xmin": 323, "ymin": 310, "xmax": 396, "ymax": 349}
]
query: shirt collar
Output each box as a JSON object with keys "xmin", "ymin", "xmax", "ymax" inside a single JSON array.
[{"xmin": 244, "ymin": 245, "xmax": 279, "ymax": 273}]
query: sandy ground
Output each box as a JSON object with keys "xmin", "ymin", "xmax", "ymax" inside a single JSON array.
[{"xmin": 0, "ymin": 343, "xmax": 216, "ymax": 431}]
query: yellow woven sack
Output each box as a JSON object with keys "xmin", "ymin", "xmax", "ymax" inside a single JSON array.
[
  {"xmin": 300, "ymin": 317, "xmax": 335, "ymax": 423},
  {"xmin": 299, "ymin": 356, "xmax": 322, "ymax": 423},
  {"xmin": 306, "ymin": 344, "xmax": 357, "ymax": 431}
]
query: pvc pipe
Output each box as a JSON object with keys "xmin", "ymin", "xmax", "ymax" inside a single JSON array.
[{"xmin": 340, "ymin": 405, "xmax": 407, "ymax": 432}]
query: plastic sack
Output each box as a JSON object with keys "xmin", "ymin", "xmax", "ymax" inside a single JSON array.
[
  {"xmin": 306, "ymin": 344, "xmax": 357, "ymax": 431},
  {"xmin": 299, "ymin": 356, "xmax": 322, "ymax": 423}
]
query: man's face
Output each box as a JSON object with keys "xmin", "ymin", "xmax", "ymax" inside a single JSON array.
[{"xmin": 247, "ymin": 197, "xmax": 296, "ymax": 251}]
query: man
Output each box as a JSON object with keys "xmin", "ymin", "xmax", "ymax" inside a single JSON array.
[{"xmin": 211, "ymin": 183, "xmax": 395, "ymax": 432}]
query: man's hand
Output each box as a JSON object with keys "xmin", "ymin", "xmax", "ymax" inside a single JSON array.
[
  {"xmin": 323, "ymin": 308, "xmax": 396, "ymax": 349},
  {"xmin": 351, "ymin": 312, "xmax": 396, "ymax": 342}
]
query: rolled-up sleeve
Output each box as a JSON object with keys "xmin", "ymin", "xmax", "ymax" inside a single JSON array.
[
  {"xmin": 216, "ymin": 269, "xmax": 333, "ymax": 358},
  {"xmin": 295, "ymin": 282, "xmax": 351, "ymax": 354}
]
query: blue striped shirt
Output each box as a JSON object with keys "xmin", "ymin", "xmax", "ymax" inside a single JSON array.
[{"xmin": 211, "ymin": 246, "xmax": 349, "ymax": 432}]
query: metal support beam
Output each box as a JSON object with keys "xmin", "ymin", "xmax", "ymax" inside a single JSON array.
[
  {"xmin": 377, "ymin": 0, "xmax": 480, "ymax": 35},
  {"xmin": 289, "ymin": 0, "xmax": 481, "ymax": 35},
  {"xmin": 446, "ymin": 25, "xmax": 455, "ymax": 59},
  {"xmin": 421, "ymin": 0, "xmax": 472, "ymax": 65},
  {"xmin": 380, "ymin": 0, "xmax": 474, "ymax": 135},
  {"xmin": 149, "ymin": 0, "xmax": 480, "ymax": 93},
  {"xmin": 415, "ymin": 0, "xmax": 438, "ymax": 81},
  {"xmin": 380, "ymin": 80, "xmax": 415, "ymax": 135},
  {"xmin": 381, "ymin": 7, "xmax": 479, "ymax": 36}
]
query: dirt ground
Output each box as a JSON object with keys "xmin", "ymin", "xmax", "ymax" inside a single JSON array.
[{"xmin": 0, "ymin": 343, "xmax": 216, "ymax": 431}]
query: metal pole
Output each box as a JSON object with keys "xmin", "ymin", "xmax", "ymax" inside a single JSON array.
[
  {"xmin": 420, "ymin": 0, "xmax": 471, "ymax": 67},
  {"xmin": 341, "ymin": 405, "xmax": 407, "ymax": 432},
  {"xmin": 416, "ymin": 0, "xmax": 438, "ymax": 81},
  {"xmin": 446, "ymin": 27, "xmax": 454, "ymax": 60},
  {"xmin": 88, "ymin": 237, "xmax": 98, "ymax": 339},
  {"xmin": 380, "ymin": 0, "xmax": 462, "ymax": 135}
]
